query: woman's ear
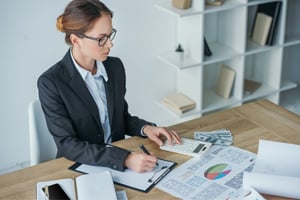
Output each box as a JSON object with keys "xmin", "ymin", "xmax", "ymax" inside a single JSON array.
[{"xmin": 70, "ymin": 34, "xmax": 81, "ymax": 47}]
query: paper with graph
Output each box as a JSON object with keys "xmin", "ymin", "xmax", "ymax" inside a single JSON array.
[{"xmin": 156, "ymin": 145, "xmax": 256, "ymax": 199}]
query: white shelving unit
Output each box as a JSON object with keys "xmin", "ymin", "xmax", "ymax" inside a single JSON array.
[{"xmin": 156, "ymin": 0, "xmax": 299, "ymax": 123}]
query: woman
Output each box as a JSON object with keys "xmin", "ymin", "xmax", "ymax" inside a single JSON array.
[{"xmin": 38, "ymin": 0, "xmax": 181, "ymax": 173}]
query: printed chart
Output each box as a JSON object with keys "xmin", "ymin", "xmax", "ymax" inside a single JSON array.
[
  {"xmin": 204, "ymin": 163, "xmax": 232, "ymax": 180},
  {"xmin": 157, "ymin": 145, "xmax": 256, "ymax": 199}
]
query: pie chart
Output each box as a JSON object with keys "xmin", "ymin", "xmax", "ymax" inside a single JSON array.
[{"xmin": 204, "ymin": 163, "xmax": 231, "ymax": 180}]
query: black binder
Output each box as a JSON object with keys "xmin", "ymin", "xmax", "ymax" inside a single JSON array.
[{"xmin": 253, "ymin": 1, "xmax": 282, "ymax": 46}]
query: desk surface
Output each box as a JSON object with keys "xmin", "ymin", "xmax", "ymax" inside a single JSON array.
[{"xmin": 1, "ymin": 100, "xmax": 300, "ymax": 200}]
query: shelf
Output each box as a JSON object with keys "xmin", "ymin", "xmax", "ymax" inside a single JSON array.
[
  {"xmin": 156, "ymin": 0, "xmax": 247, "ymax": 16},
  {"xmin": 284, "ymin": 35, "xmax": 300, "ymax": 47},
  {"xmin": 155, "ymin": 1, "xmax": 201, "ymax": 17},
  {"xmin": 280, "ymin": 80, "xmax": 298, "ymax": 92},
  {"xmin": 158, "ymin": 52, "xmax": 200, "ymax": 69},
  {"xmin": 247, "ymin": 0, "xmax": 282, "ymax": 7},
  {"xmin": 204, "ymin": 0, "xmax": 246, "ymax": 14},
  {"xmin": 156, "ymin": 0, "xmax": 300, "ymax": 125},
  {"xmin": 159, "ymin": 42, "xmax": 241, "ymax": 70},
  {"xmin": 245, "ymin": 39, "xmax": 280, "ymax": 56},
  {"xmin": 203, "ymin": 42, "xmax": 241, "ymax": 65},
  {"xmin": 202, "ymin": 88, "xmax": 240, "ymax": 113},
  {"xmin": 242, "ymin": 83, "xmax": 276, "ymax": 102},
  {"xmin": 280, "ymin": 86, "xmax": 300, "ymax": 115}
]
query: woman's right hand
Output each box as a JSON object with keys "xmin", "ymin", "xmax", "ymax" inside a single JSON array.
[{"xmin": 124, "ymin": 152, "xmax": 158, "ymax": 173}]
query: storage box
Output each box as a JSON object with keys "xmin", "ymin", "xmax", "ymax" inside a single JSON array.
[{"xmin": 172, "ymin": 0, "xmax": 191, "ymax": 9}]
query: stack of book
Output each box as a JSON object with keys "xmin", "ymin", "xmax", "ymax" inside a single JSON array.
[
  {"xmin": 251, "ymin": 1, "xmax": 282, "ymax": 46},
  {"xmin": 162, "ymin": 92, "xmax": 196, "ymax": 115}
]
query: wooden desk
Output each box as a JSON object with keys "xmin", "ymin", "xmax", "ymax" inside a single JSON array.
[{"xmin": 1, "ymin": 100, "xmax": 300, "ymax": 200}]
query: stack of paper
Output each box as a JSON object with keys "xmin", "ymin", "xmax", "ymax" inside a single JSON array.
[
  {"xmin": 243, "ymin": 140, "xmax": 300, "ymax": 199},
  {"xmin": 162, "ymin": 92, "xmax": 196, "ymax": 114}
]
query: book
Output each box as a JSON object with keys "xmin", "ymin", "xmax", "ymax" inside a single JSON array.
[
  {"xmin": 255, "ymin": 1, "xmax": 282, "ymax": 45},
  {"xmin": 69, "ymin": 158, "xmax": 176, "ymax": 193},
  {"xmin": 37, "ymin": 171, "xmax": 117, "ymax": 200},
  {"xmin": 162, "ymin": 92, "xmax": 196, "ymax": 114},
  {"xmin": 205, "ymin": 0, "xmax": 225, "ymax": 6},
  {"xmin": 251, "ymin": 12, "xmax": 273, "ymax": 46},
  {"xmin": 244, "ymin": 79, "xmax": 261, "ymax": 94},
  {"xmin": 215, "ymin": 65, "xmax": 236, "ymax": 98}
]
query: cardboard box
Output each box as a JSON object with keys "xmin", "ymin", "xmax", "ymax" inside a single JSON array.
[{"xmin": 172, "ymin": 0, "xmax": 191, "ymax": 9}]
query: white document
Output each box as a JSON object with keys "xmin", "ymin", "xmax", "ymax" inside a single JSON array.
[
  {"xmin": 156, "ymin": 145, "xmax": 256, "ymax": 199},
  {"xmin": 73, "ymin": 159, "xmax": 176, "ymax": 192},
  {"xmin": 37, "ymin": 171, "xmax": 117, "ymax": 200},
  {"xmin": 243, "ymin": 140, "xmax": 300, "ymax": 199},
  {"xmin": 116, "ymin": 190, "xmax": 128, "ymax": 200},
  {"xmin": 230, "ymin": 186, "xmax": 266, "ymax": 200}
]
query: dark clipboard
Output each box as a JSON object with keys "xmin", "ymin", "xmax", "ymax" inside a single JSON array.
[{"xmin": 69, "ymin": 158, "xmax": 176, "ymax": 193}]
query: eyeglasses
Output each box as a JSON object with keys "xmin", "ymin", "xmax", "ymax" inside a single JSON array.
[{"xmin": 77, "ymin": 28, "xmax": 117, "ymax": 47}]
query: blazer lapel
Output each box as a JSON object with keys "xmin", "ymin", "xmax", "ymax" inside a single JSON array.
[{"xmin": 62, "ymin": 51, "xmax": 102, "ymax": 130}]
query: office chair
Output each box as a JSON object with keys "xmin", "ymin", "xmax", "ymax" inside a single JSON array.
[{"xmin": 28, "ymin": 99, "xmax": 57, "ymax": 166}]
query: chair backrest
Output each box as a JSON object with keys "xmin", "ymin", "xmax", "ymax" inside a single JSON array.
[{"xmin": 28, "ymin": 99, "xmax": 57, "ymax": 166}]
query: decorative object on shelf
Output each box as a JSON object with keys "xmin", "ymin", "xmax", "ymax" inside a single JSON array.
[
  {"xmin": 175, "ymin": 44, "xmax": 184, "ymax": 62},
  {"xmin": 251, "ymin": 12, "xmax": 273, "ymax": 46},
  {"xmin": 252, "ymin": 1, "xmax": 282, "ymax": 46},
  {"xmin": 244, "ymin": 79, "xmax": 261, "ymax": 94},
  {"xmin": 204, "ymin": 37, "xmax": 212, "ymax": 57},
  {"xmin": 162, "ymin": 92, "xmax": 196, "ymax": 115},
  {"xmin": 172, "ymin": 0, "xmax": 191, "ymax": 10},
  {"xmin": 205, "ymin": 0, "xmax": 225, "ymax": 6},
  {"xmin": 215, "ymin": 65, "xmax": 236, "ymax": 99}
]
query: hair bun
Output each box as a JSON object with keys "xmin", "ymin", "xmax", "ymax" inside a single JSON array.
[{"xmin": 56, "ymin": 15, "xmax": 64, "ymax": 32}]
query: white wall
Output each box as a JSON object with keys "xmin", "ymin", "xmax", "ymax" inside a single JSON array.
[{"xmin": 0, "ymin": 0, "xmax": 177, "ymax": 172}]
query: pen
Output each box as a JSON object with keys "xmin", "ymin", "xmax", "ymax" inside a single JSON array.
[
  {"xmin": 73, "ymin": 176, "xmax": 78, "ymax": 200},
  {"xmin": 139, "ymin": 143, "xmax": 159, "ymax": 166}
]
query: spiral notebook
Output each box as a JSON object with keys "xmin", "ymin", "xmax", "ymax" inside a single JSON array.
[{"xmin": 69, "ymin": 159, "xmax": 176, "ymax": 193}]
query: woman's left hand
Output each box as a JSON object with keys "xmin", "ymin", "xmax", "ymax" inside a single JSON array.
[{"xmin": 143, "ymin": 125, "xmax": 181, "ymax": 146}]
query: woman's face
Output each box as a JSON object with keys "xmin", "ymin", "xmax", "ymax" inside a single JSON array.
[{"xmin": 78, "ymin": 14, "xmax": 114, "ymax": 62}]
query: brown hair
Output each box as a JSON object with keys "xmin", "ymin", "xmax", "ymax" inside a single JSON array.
[{"xmin": 56, "ymin": 0, "xmax": 113, "ymax": 45}]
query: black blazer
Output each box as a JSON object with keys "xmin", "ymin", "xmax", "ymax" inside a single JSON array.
[{"xmin": 38, "ymin": 50, "xmax": 152, "ymax": 171}]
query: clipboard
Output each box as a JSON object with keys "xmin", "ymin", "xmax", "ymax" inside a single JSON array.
[{"xmin": 69, "ymin": 158, "xmax": 176, "ymax": 193}]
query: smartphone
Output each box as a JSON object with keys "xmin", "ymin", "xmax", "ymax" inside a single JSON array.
[{"xmin": 42, "ymin": 183, "xmax": 71, "ymax": 200}]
